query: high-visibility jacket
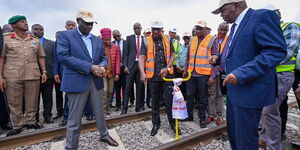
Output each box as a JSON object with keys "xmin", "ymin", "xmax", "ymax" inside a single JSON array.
[
  {"xmin": 145, "ymin": 34, "xmax": 174, "ymax": 79},
  {"xmin": 218, "ymin": 35, "xmax": 228, "ymax": 53},
  {"xmin": 172, "ymin": 39, "xmax": 180, "ymax": 65},
  {"xmin": 276, "ymin": 22, "xmax": 300, "ymax": 72},
  {"xmin": 188, "ymin": 35, "xmax": 215, "ymax": 75}
]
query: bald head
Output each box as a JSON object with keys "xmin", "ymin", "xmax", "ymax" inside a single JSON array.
[
  {"xmin": 2, "ymin": 24, "xmax": 14, "ymax": 33},
  {"xmin": 133, "ymin": 22, "xmax": 142, "ymax": 35},
  {"xmin": 112, "ymin": 30, "xmax": 121, "ymax": 42},
  {"xmin": 65, "ymin": 20, "xmax": 77, "ymax": 30}
]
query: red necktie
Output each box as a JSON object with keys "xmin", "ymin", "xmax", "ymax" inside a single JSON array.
[{"xmin": 136, "ymin": 35, "xmax": 140, "ymax": 59}]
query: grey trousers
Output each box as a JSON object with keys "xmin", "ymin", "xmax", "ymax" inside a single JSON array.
[
  {"xmin": 65, "ymin": 82, "xmax": 109, "ymax": 150},
  {"xmin": 208, "ymin": 75, "xmax": 224, "ymax": 118},
  {"xmin": 260, "ymin": 72, "xmax": 294, "ymax": 150}
]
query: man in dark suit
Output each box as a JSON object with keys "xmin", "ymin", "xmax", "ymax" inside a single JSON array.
[
  {"xmin": 32, "ymin": 24, "xmax": 56, "ymax": 124},
  {"xmin": 210, "ymin": 0, "xmax": 286, "ymax": 149},
  {"xmin": 121, "ymin": 23, "xmax": 145, "ymax": 114},
  {"xmin": 56, "ymin": 10, "xmax": 118, "ymax": 149}
]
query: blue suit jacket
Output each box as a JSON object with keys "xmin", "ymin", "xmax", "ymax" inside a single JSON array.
[
  {"xmin": 56, "ymin": 29, "xmax": 107, "ymax": 92},
  {"xmin": 225, "ymin": 9, "xmax": 287, "ymax": 108}
]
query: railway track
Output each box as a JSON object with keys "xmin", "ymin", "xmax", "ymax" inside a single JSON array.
[{"xmin": 1, "ymin": 100, "xmax": 298, "ymax": 150}]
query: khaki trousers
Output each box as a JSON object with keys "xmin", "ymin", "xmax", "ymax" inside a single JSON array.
[
  {"xmin": 5, "ymin": 80, "xmax": 40, "ymax": 129},
  {"xmin": 103, "ymin": 77, "xmax": 114, "ymax": 113},
  {"xmin": 208, "ymin": 75, "xmax": 224, "ymax": 118}
]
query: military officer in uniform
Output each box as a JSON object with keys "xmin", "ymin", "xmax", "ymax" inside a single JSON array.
[{"xmin": 0, "ymin": 15, "xmax": 47, "ymax": 136}]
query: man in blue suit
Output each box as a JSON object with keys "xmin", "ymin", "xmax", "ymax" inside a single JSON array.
[
  {"xmin": 56, "ymin": 10, "xmax": 118, "ymax": 149},
  {"xmin": 210, "ymin": 0, "xmax": 286, "ymax": 149}
]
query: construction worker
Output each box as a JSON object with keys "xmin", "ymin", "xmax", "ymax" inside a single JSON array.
[
  {"xmin": 259, "ymin": 5, "xmax": 300, "ymax": 150},
  {"xmin": 0, "ymin": 15, "xmax": 47, "ymax": 136},
  {"xmin": 168, "ymin": 28, "xmax": 181, "ymax": 77},
  {"xmin": 139, "ymin": 21, "xmax": 180, "ymax": 136},
  {"xmin": 184, "ymin": 20, "xmax": 218, "ymax": 128},
  {"xmin": 207, "ymin": 22, "xmax": 229, "ymax": 125}
]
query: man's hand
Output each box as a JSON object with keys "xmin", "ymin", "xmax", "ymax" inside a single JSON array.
[
  {"xmin": 295, "ymin": 87, "xmax": 300, "ymax": 99},
  {"xmin": 223, "ymin": 73, "xmax": 238, "ymax": 86},
  {"xmin": 183, "ymin": 71, "xmax": 188, "ymax": 78},
  {"xmin": 207, "ymin": 77, "xmax": 215, "ymax": 86},
  {"xmin": 159, "ymin": 68, "xmax": 168, "ymax": 78},
  {"xmin": 209, "ymin": 55, "xmax": 219, "ymax": 65},
  {"xmin": 54, "ymin": 74, "xmax": 61, "ymax": 83},
  {"xmin": 140, "ymin": 72, "xmax": 147, "ymax": 86},
  {"xmin": 41, "ymin": 73, "xmax": 47, "ymax": 83},
  {"xmin": 124, "ymin": 66, "xmax": 129, "ymax": 74},
  {"xmin": 177, "ymin": 67, "xmax": 184, "ymax": 72},
  {"xmin": 0, "ymin": 77, "xmax": 6, "ymax": 92},
  {"xmin": 114, "ymin": 75, "xmax": 119, "ymax": 81}
]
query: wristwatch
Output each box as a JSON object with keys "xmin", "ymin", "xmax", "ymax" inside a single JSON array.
[
  {"xmin": 42, "ymin": 70, "xmax": 47, "ymax": 73},
  {"xmin": 166, "ymin": 67, "xmax": 170, "ymax": 71}
]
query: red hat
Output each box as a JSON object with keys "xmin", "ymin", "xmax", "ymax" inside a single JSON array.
[{"xmin": 100, "ymin": 28, "xmax": 112, "ymax": 39}]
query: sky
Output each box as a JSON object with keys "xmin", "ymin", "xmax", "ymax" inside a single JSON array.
[{"xmin": 1, "ymin": 0, "xmax": 299, "ymax": 41}]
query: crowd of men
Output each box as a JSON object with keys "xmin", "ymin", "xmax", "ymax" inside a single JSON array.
[{"xmin": 0, "ymin": 0, "xmax": 300, "ymax": 149}]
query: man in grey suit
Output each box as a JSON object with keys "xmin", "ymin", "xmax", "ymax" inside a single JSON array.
[
  {"xmin": 56, "ymin": 10, "xmax": 118, "ymax": 149},
  {"xmin": 32, "ymin": 24, "xmax": 56, "ymax": 124}
]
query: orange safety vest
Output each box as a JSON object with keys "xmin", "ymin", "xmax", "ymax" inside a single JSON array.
[
  {"xmin": 145, "ymin": 33, "xmax": 174, "ymax": 79},
  {"xmin": 219, "ymin": 35, "xmax": 228, "ymax": 53},
  {"xmin": 188, "ymin": 35, "xmax": 215, "ymax": 75}
]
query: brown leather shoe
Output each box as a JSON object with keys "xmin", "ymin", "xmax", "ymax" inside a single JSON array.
[
  {"xmin": 216, "ymin": 118, "xmax": 225, "ymax": 125},
  {"xmin": 258, "ymin": 140, "xmax": 266, "ymax": 148},
  {"xmin": 101, "ymin": 136, "xmax": 119, "ymax": 147},
  {"xmin": 205, "ymin": 117, "xmax": 214, "ymax": 124}
]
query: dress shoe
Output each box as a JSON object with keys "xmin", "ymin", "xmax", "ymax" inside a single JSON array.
[
  {"xmin": 101, "ymin": 136, "xmax": 119, "ymax": 147},
  {"xmin": 52, "ymin": 114, "xmax": 63, "ymax": 120},
  {"xmin": 44, "ymin": 118, "xmax": 54, "ymax": 124},
  {"xmin": 180, "ymin": 117, "xmax": 193, "ymax": 122},
  {"xmin": 150, "ymin": 126, "xmax": 160, "ymax": 136},
  {"xmin": 1, "ymin": 122, "xmax": 12, "ymax": 130},
  {"xmin": 59, "ymin": 119, "xmax": 68, "ymax": 126},
  {"xmin": 205, "ymin": 117, "xmax": 214, "ymax": 124},
  {"xmin": 291, "ymin": 141, "xmax": 300, "ymax": 148},
  {"xmin": 120, "ymin": 108, "xmax": 127, "ymax": 115},
  {"xmin": 26, "ymin": 123, "xmax": 43, "ymax": 129},
  {"xmin": 6, "ymin": 128, "xmax": 22, "ymax": 136},
  {"xmin": 115, "ymin": 107, "xmax": 121, "ymax": 111},
  {"xmin": 135, "ymin": 109, "xmax": 141, "ymax": 112},
  {"xmin": 86, "ymin": 115, "xmax": 94, "ymax": 121},
  {"xmin": 171, "ymin": 127, "xmax": 182, "ymax": 135},
  {"xmin": 146, "ymin": 102, "xmax": 151, "ymax": 108},
  {"xmin": 200, "ymin": 120, "xmax": 207, "ymax": 128},
  {"xmin": 215, "ymin": 118, "xmax": 225, "ymax": 125}
]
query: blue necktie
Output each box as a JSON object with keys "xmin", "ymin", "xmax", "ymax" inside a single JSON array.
[{"xmin": 220, "ymin": 23, "xmax": 237, "ymax": 72}]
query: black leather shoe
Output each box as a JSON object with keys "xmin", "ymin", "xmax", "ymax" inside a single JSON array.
[
  {"xmin": 53, "ymin": 114, "xmax": 63, "ymax": 120},
  {"xmin": 6, "ymin": 128, "xmax": 22, "ymax": 136},
  {"xmin": 1, "ymin": 122, "xmax": 12, "ymax": 130},
  {"xmin": 140, "ymin": 106, "xmax": 145, "ymax": 111},
  {"xmin": 44, "ymin": 118, "xmax": 54, "ymax": 124},
  {"xmin": 200, "ymin": 120, "xmax": 207, "ymax": 128},
  {"xmin": 171, "ymin": 127, "xmax": 182, "ymax": 135},
  {"xmin": 135, "ymin": 109, "xmax": 141, "ymax": 112},
  {"xmin": 120, "ymin": 108, "xmax": 127, "ymax": 115},
  {"xmin": 146, "ymin": 102, "xmax": 151, "ymax": 108},
  {"xmin": 150, "ymin": 126, "xmax": 160, "ymax": 136},
  {"xmin": 101, "ymin": 136, "xmax": 119, "ymax": 147},
  {"xmin": 180, "ymin": 117, "xmax": 194, "ymax": 122},
  {"xmin": 26, "ymin": 123, "xmax": 43, "ymax": 129},
  {"xmin": 59, "ymin": 119, "xmax": 67, "ymax": 126},
  {"xmin": 115, "ymin": 107, "xmax": 121, "ymax": 111},
  {"xmin": 86, "ymin": 115, "xmax": 94, "ymax": 121},
  {"xmin": 128, "ymin": 102, "xmax": 134, "ymax": 107}
]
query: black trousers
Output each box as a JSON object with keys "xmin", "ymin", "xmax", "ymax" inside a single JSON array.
[
  {"xmin": 186, "ymin": 76, "xmax": 210, "ymax": 120},
  {"xmin": 149, "ymin": 80, "xmax": 175, "ymax": 127},
  {"xmin": 54, "ymin": 80, "xmax": 63, "ymax": 116},
  {"xmin": 115, "ymin": 67, "xmax": 126, "ymax": 108},
  {"xmin": 0, "ymin": 92, "xmax": 10, "ymax": 127},
  {"xmin": 146, "ymin": 85, "xmax": 151, "ymax": 104},
  {"xmin": 38, "ymin": 78, "xmax": 54, "ymax": 119},
  {"xmin": 123, "ymin": 62, "xmax": 145, "ymax": 111},
  {"xmin": 280, "ymin": 69, "xmax": 300, "ymax": 134}
]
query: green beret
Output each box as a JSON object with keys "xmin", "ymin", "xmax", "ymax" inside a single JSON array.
[{"xmin": 8, "ymin": 15, "xmax": 26, "ymax": 24}]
